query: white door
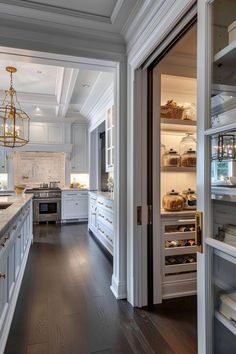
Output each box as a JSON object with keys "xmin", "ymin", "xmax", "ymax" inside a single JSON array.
[{"xmin": 197, "ymin": 1, "xmax": 236, "ymax": 353}]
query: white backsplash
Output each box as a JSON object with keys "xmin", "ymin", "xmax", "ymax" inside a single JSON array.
[{"xmin": 13, "ymin": 152, "xmax": 66, "ymax": 188}]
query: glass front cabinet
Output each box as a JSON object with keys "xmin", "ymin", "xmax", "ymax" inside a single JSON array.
[{"xmin": 198, "ymin": 0, "xmax": 236, "ymax": 353}]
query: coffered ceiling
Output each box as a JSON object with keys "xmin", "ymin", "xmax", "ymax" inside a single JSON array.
[
  {"xmin": 0, "ymin": 0, "xmax": 143, "ymax": 34},
  {"xmin": 0, "ymin": 59, "xmax": 113, "ymax": 122}
]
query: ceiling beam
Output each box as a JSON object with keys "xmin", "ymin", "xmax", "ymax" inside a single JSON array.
[
  {"xmin": 0, "ymin": 90, "xmax": 58, "ymax": 105},
  {"xmin": 57, "ymin": 68, "xmax": 79, "ymax": 117}
]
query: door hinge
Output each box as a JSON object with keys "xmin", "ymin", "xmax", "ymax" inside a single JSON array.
[
  {"xmin": 137, "ymin": 206, "xmax": 142, "ymax": 225},
  {"xmin": 195, "ymin": 211, "xmax": 203, "ymax": 253},
  {"xmin": 148, "ymin": 205, "xmax": 152, "ymax": 225}
]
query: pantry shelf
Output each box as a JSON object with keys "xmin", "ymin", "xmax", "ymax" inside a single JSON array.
[
  {"xmin": 206, "ymin": 238, "xmax": 236, "ymax": 263},
  {"xmin": 205, "ymin": 122, "xmax": 236, "ymax": 136},
  {"xmin": 165, "ymin": 262, "xmax": 197, "ymax": 275},
  {"xmin": 161, "ymin": 167, "xmax": 196, "ymax": 172},
  {"xmin": 214, "ymin": 40, "xmax": 236, "ymax": 67},
  {"xmin": 165, "ymin": 245, "xmax": 197, "ymax": 256},
  {"xmin": 161, "ymin": 118, "xmax": 196, "ymax": 132},
  {"xmin": 215, "ymin": 310, "xmax": 236, "ymax": 336}
]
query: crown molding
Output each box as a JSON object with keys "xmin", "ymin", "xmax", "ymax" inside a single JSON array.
[
  {"xmin": 125, "ymin": 0, "xmax": 196, "ymax": 68},
  {"xmin": 2, "ymin": 0, "xmax": 112, "ymax": 23}
]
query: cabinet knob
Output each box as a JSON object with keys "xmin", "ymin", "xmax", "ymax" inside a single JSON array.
[
  {"xmin": 13, "ymin": 225, "xmax": 17, "ymax": 230},
  {"xmin": 18, "ymin": 235, "xmax": 21, "ymax": 239},
  {"xmin": 4, "ymin": 235, "xmax": 10, "ymax": 241},
  {"xmin": 0, "ymin": 272, "xmax": 6, "ymax": 279}
]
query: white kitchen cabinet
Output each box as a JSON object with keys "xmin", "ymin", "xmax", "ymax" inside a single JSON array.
[
  {"xmin": 0, "ymin": 254, "xmax": 8, "ymax": 332},
  {"xmin": 88, "ymin": 193, "xmax": 97, "ymax": 234},
  {"xmin": 61, "ymin": 190, "xmax": 88, "ymax": 222},
  {"xmin": 105, "ymin": 106, "xmax": 114, "ymax": 172},
  {"xmin": 71, "ymin": 124, "xmax": 88, "ymax": 173},
  {"xmin": 0, "ymin": 148, "xmax": 7, "ymax": 173},
  {"xmin": 0, "ymin": 199, "xmax": 33, "ymax": 352},
  {"xmin": 88, "ymin": 192, "xmax": 114, "ymax": 255}
]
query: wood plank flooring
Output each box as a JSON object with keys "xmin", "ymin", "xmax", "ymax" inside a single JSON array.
[{"xmin": 4, "ymin": 223, "xmax": 197, "ymax": 354}]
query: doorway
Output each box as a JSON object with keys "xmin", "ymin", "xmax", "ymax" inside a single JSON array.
[{"xmin": 147, "ymin": 23, "xmax": 198, "ymax": 306}]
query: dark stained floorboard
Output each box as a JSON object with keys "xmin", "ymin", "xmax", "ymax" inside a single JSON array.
[{"xmin": 4, "ymin": 223, "xmax": 197, "ymax": 354}]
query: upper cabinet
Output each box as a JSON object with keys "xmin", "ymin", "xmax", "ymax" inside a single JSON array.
[
  {"xmin": 105, "ymin": 105, "xmax": 115, "ymax": 172},
  {"xmin": 71, "ymin": 124, "xmax": 88, "ymax": 173},
  {"xmin": 0, "ymin": 148, "xmax": 7, "ymax": 173},
  {"xmin": 29, "ymin": 122, "xmax": 71, "ymax": 145}
]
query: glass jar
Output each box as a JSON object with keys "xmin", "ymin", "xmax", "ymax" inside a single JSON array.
[
  {"xmin": 181, "ymin": 188, "xmax": 197, "ymax": 210},
  {"xmin": 162, "ymin": 189, "xmax": 184, "ymax": 211},
  {"xmin": 179, "ymin": 133, "xmax": 196, "ymax": 155},
  {"xmin": 162, "ymin": 149, "xmax": 180, "ymax": 167},
  {"xmin": 181, "ymin": 148, "xmax": 197, "ymax": 167}
]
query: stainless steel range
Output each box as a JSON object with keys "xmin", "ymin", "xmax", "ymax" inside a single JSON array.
[{"xmin": 25, "ymin": 187, "xmax": 61, "ymax": 223}]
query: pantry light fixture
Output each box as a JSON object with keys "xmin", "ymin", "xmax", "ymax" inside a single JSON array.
[{"xmin": 0, "ymin": 66, "xmax": 30, "ymax": 148}]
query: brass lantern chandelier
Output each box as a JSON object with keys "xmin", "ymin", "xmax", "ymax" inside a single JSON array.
[{"xmin": 0, "ymin": 66, "xmax": 30, "ymax": 148}]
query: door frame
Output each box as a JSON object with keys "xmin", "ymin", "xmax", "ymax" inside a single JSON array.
[
  {"xmin": 127, "ymin": 1, "xmax": 197, "ymax": 307},
  {"xmin": 0, "ymin": 45, "xmax": 128, "ymax": 300}
]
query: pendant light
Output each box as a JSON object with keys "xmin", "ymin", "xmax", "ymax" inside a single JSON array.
[{"xmin": 0, "ymin": 66, "xmax": 30, "ymax": 148}]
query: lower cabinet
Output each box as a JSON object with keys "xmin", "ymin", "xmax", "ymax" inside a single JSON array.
[
  {"xmin": 0, "ymin": 199, "xmax": 33, "ymax": 353},
  {"xmin": 88, "ymin": 192, "xmax": 114, "ymax": 255},
  {"xmin": 61, "ymin": 190, "xmax": 88, "ymax": 222}
]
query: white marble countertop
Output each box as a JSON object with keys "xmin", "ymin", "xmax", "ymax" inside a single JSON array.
[
  {"xmin": 0, "ymin": 194, "xmax": 33, "ymax": 238},
  {"xmin": 89, "ymin": 191, "xmax": 114, "ymax": 200}
]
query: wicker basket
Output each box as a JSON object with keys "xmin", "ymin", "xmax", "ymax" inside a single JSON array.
[{"xmin": 161, "ymin": 100, "xmax": 184, "ymax": 119}]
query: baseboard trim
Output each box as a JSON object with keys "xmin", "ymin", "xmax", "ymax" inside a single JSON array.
[{"xmin": 110, "ymin": 275, "xmax": 127, "ymax": 300}]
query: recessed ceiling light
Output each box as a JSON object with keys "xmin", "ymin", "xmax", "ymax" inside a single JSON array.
[
  {"xmin": 35, "ymin": 106, "xmax": 40, "ymax": 112},
  {"xmin": 82, "ymin": 84, "xmax": 90, "ymax": 88}
]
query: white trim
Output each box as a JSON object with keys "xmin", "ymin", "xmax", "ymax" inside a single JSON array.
[
  {"xmin": 126, "ymin": 0, "xmax": 197, "ymax": 307},
  {"xmin": 110, "ymin": 276, "xmax": 127, "ymax": 299}
]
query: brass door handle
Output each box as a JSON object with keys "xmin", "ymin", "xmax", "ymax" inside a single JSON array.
[{"xmin": 195, "ymin": 211, "xmax": 203, "ymax": 253}]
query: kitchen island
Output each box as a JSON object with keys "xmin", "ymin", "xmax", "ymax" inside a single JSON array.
[
  {"xmin": 0, "ymin": 194, "xmax": 33, "ymax": 353},
  {"xmin": 88, "ymin": 191, "xmax": 114, "ymax": 255}
]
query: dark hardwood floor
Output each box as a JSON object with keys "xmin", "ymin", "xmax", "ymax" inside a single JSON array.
[{"xmin": 4, "ymin": 223, "xmax": 197, "ymax": 354}]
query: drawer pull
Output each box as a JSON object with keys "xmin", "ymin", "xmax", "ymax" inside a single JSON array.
[
  {"xmin": 4, "ymin": 235, "xmax": 10, "ymax": 242},
  {"xmin": 99, "ymin": 214, "xmax": 104, "ymax": 218},
  {"xmin": 18, "ymin": 235, "xmax": 21, "ymax": 239},
  {"xmin": 98, "ymin": 202, "xmax": 104, "ymax": 205},
  {"xmin": 92, "ymin": 213, "xmax": 96, "ymax": 216},
  {"xmin": 0, "ymin": 273, "xmax": 6, "ymax": 279},
  {"xmin": 105, "ymin": 205, "xmax": 112, "ymax": 209},
  {"xmin": 106, "ymin": 218, "xmax": 112, "ymax": 224},
  {"xmin": 13, "ymin": 225, "xmax": 17, "ymax": 230}
]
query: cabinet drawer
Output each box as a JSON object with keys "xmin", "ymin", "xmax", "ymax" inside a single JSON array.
[
  {"xmin": 97, "ymin": 209, "xmax": 113, "ymax": 230},
  {"xmin": 63, "ymin": 190, "xmax": 88, "ymax": 198},
  {"xmin": 97, "ymin": 197, "xmax": 113, "ymax": 213},
  {"xmin": 97, "ymin": 222, "xmax": 113, "ymax": 246}
]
